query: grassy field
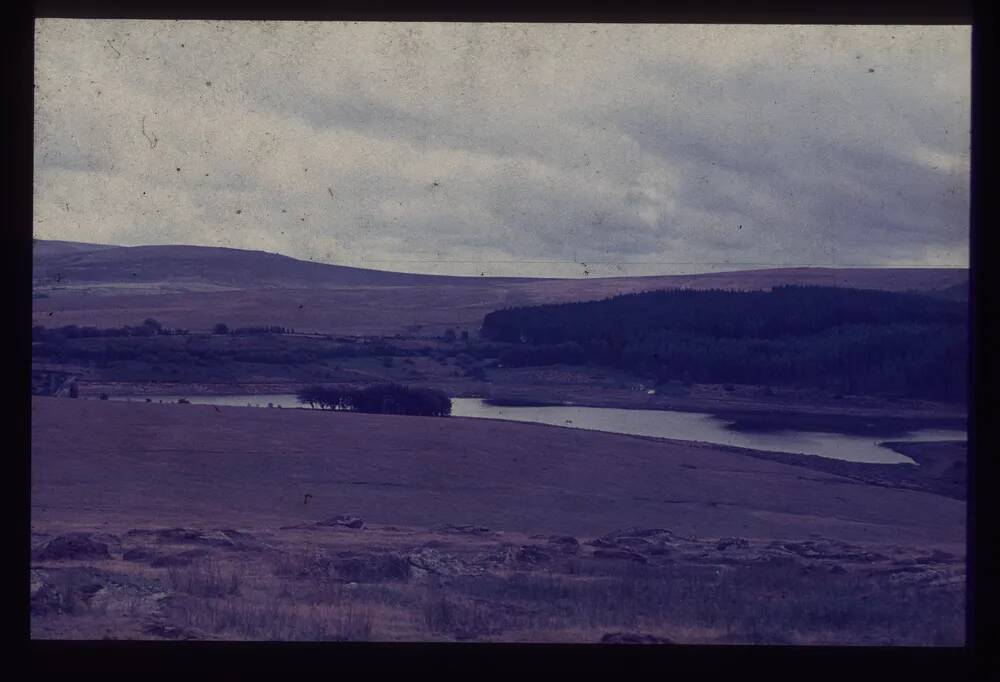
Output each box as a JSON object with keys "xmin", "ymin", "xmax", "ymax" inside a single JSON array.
[
  {"xmin": 31, "ymin": 397, "xmax": 965, "ymax": 545},
  {"xmin": 30, "ymin": 396, "xmax": 966, "ymax": 644}
]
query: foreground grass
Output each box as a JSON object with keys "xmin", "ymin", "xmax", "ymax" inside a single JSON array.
[{"xmin": 119, "ymin": 549, "xmax": 962, "ymax": 645}]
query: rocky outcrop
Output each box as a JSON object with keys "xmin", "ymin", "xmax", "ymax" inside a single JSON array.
[
  {"xmin": 716, "ymin": 537, "xmax": 750, "ymax": 552},
  {"xmin": 124, "ymin": 527, "xmax": 263, "ymax": 551},
  {"xmin": 407, "ymin": 548, "xmax": 484, "ymax": 577},
  {"xmin": 515, "ymin": 545, "xmax": 551, "ymax": 564},
  {"xmin": 775, "ymin": 539, "xmax": 887, "ymax": 563},
  {"xmin": 30, "ymin": 566, "xmax": 166, "ymax": 617},
  {"xmin": 546, "ymin": 536, "xmax": 580, "ymax": 554},
  {"xmin": 436, "ymin": 524, "xmax": 494, "ymax": 536},
  {"xmin": 32, "ymin": 533, "xmax": 114, "ymax": 562}
]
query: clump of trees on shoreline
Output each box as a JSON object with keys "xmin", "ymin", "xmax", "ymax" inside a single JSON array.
[{"xmin": 297, "ymin": 383, "xmax": 452, "ymax": 416}]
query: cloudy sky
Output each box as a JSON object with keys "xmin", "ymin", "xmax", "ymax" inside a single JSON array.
[{"xmin": 33, "ymin": 20, "xmax": 970, "ymax": 277}]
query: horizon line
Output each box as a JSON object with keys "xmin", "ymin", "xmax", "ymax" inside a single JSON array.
[{"xmin": 32, "ymin": 238, "xmax": 970, "ymax": 280}]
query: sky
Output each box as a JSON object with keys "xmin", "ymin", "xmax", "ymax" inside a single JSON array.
[{"xmin": 33, "ymin": 20, "xmax": 970, "ymax": 277}]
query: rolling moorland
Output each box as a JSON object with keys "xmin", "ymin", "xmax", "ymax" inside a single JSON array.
[{"xmin": 30, "ymin": 240, "xmax": 969, "ymax": 644}]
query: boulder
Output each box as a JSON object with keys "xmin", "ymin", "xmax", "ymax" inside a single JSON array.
[
  {"xmin": 547, "ymin": 536, "xmax": 580, "ymax": 554},
  {"xmin": 779, "ymin": 539, "xmax": 886, "ymax": 563},
  {"xmin": 32, "ymin": 533, "xmax": 112, "ymax": 562},
  {"xmin": 515, "ymin": 545, "xmax": 551, "ymax": 564},
  {"xmin": 716, "ymin": 537, "xmax": 750, "ymax": 552}
]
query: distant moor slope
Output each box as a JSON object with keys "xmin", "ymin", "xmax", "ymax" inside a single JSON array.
[{"xmin": 32, "ymin": 241, "xmax": 968, "ymax": 336}]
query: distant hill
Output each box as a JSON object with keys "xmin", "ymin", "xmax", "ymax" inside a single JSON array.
[
  {"xmin": 31, "ymin": 242, "xmax": 535, "ymax": 289},
  {"xmin": 31, "ymin": 240, "xmax": 970, "ymax": 336},
  {"xmin": 32, "ymin": 239, "xmax": 118, "ymax": 259},
  {"xmin": 32, "ymin": 240, "xmax": 968, "ymax": 293}
]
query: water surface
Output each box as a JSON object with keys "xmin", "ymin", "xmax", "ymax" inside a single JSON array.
[{"xmin": 111, "ymin": 394, "xmax": 966, "ymax": 464}]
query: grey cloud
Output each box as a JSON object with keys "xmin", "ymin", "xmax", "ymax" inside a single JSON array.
[{"xmin": 33, "ymin": 21, "xmax": 970, "ymax": 276}]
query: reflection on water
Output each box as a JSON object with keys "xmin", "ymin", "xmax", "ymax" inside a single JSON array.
[{"xmin": 110, "ymin": 394, "xmax": 966, "ymax": 465}]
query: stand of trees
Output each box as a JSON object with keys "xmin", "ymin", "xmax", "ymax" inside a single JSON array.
[
  {"xmin": 297, "ymin": 383, "xmax": 452, "ymax": 416},
  {"xmin": 232, "ymin": 326, "xmax": 289, "ymax": 335},
  {"xmin": 481, "ymin": 286, "xmax": 968, "ymax": 402},
  {"xmin": 32, "ymin": 320, "xmax": 189, "ymax": 341}
]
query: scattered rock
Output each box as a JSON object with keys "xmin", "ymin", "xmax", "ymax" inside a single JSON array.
[
  {"xmin": 407, "ymin": 548, "xmax": 483, "ymax": 577},
  {"xmin": 515, "ymin": 545, "xmax": 551, "ymax": 564},
  {"xmin": 30, "ymin": 571, "xmax": 65, "ymax": 615},
  {"xmin": 437, "ymin": 524, "xmax": 493, "ymax": 536},
  {"xmin": 778, "ymin": 539, "xmax": 886, "ymax": 563},
  {"xmin": 317, "ymin": 515, "xmax": 364, "ymax": 529},
  {"xmin": 716, "ymin": 537, "xmax": 750, "ymax": 552},
  {"xmin": 547, "ymin": 536, "xmax": 580, "ymax": 553},
  {"xmin": 588, "ymin": 528, "xmax": 688, "ymax": 557},
  {"xmin": 29, "ymin": 566, "xmax": 158, "ymax": 616},
  {"xmin": 32, "ymin": 533, "xmax": 112, "ymax": 562},
  {"xmin": 600, "ymin": 632, "xmax": 673, "ymax": 644},
  {"xmin": 913, "ymin": 550, "xmax": 956, "ymax": 565},
  {"xmin": 125, "ymin": 527, "xmax": 261, "ymax": 551}
]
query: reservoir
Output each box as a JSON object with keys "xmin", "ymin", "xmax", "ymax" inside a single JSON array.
[{"xmin": 111, "ymin": 394, "xmax": 966, "ymax": 465}]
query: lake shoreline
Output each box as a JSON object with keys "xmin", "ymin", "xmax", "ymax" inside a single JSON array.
[{"xmin": 100, "ymin": 392, "xmax": 965, "ymax": 468}]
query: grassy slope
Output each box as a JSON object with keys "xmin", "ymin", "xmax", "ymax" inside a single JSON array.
[
  {"xmin": 31, "ymin": 397, "xmax": 965, "ymax": 549},
  {"xmin": 32, "ymin": 241, "xmax": 968, "ymax": 336}
]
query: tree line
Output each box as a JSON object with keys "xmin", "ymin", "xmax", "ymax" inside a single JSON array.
[
  {"xmin": 480, "ymin": 285, "xmax": 968, "ymax": 402},
  {"xmin": 32, "ymin": 319, "xmax": 188, "ymax": 341}
]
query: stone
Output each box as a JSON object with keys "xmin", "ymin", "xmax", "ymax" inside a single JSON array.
[
  {"xmin": 32, "ymin": 533, "xmax": 112, "ymax": 562},
  {"xmin": 716, "ymin": 537, "xmax": 750, "ymax": 552},
  {"xmin": 515, "ymin": 545, "xmax": 551, "ymax": 564},
  {"xmin": 406, "ymin": 548, "xmax": 483, "ymax": 577}
]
